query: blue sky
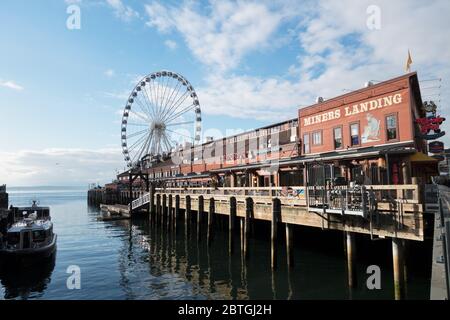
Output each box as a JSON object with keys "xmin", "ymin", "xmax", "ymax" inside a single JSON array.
[{"xmin": 0, "ymin": 0, "xmax": 449, "ymax": 186}]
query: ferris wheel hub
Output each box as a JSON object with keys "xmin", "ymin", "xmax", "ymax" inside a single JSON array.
[{"xmin": 151, "ymin": 121, "xmax": 166, "ymax": 131}]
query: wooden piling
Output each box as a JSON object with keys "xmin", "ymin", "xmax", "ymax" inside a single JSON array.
[
  {"xmin": 403, "ymin": 239, "xmax": 409, "ymax": 286},
  {"xmin": 392, "ymin": 237, "xmax": 405, "ymax": 300},
  {"xmin": 286, "ymin": 223, "xmax": 294, "ymax": 268},
  {"xmin": 175, "ymin": 195, "xmax": 180, "ymax": 233},
  {"xmin": 244, "ymin": 197, "xmax": 253, "ymax": 259},
  {"xmin": 162, "ymin": 194, "xmax": 167, "ymax": 217},
  {"xmin": 162, "ymin": 194, "xmax": 167, "ymax": 227},
  {"xmin": 149, "ymin": 184, "xmax": 155, "ymax": 215},
  {"xmin": 272, "ymin": 198, "xmax": 281, "ymax": 270},
  {"xmin": 197, "ymin": 196, "xmax": 204, "ymax": 242},
  {"xmin": 156, "ymin": 194, "xmax": 161, "ymax": 225},
  {"xmin": 346, "ymin": 232, "xmax": 357, "ymax": 288},
  {"xmin": 207, "ymin": 197, "xmax": 215, "ymax": 245},
  {"xmin": 229, "ymin": 197, "xmax": 237, "ymax": 255},
  {"xmin": 240, "ymin": 218, "xmax": 245, "ymax": 257},
  {"xmin": 185, "ymin": 195, "xmax": 191, "ymax": 236},
  {"xmin": 168, "ymin": 194, "xmax": 173, "ymax": 231}
]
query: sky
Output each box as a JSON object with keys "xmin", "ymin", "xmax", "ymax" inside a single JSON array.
[{"xmin": 0, "ymin": 0, "xmax": 449, "ymax": 186}]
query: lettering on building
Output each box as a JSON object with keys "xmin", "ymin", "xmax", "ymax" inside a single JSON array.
[{"xmin": 303, "ymin": 93, "xmax": 403, "ymax": 127}]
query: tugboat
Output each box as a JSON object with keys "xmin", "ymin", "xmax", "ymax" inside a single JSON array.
[{"xmin": 0, "ymin": 200, "xmax": 57, "ymax": 262}]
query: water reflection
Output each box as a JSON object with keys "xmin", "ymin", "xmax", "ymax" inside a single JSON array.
[
  {"xmin": 99, "ymin": 210, "xmax": 430, "ymax": 300},
  {"xmin": 0, "ymin": 253, "xmax": 56, "ymax": 300},
  {"xmin": 101, "ymin": 213, "xmax": 268, "ymax": 299}
]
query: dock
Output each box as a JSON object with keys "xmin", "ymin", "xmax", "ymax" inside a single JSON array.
[
  {"xmin": 430, "ymin": 185, "xmax": 450, "ymax": 300},
  {"xmin": 98, "ymin": 204, "xmax": 130, "ymax": 221},
  {"xmin": 88, "ymin": 183, "xmax": 433, "ymax": 300}
]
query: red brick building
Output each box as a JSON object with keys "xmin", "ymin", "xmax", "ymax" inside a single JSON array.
[{"xmin": 116, "ymin": 72, "xmax": 438, "ymax": 189}]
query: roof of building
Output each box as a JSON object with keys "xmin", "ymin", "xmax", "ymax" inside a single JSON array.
[
  {"xmin": 410, "ymin": 152, "xmax": 439, "ymax": 163},
  {"xmin": 298, "ymin": 72, "xmax": 422, "ymax": 116}
]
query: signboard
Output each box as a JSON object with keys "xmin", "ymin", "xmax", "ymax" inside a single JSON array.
[
  {"xmin": 416, "ymin": 116, "xmax": 446, "ymax": 134},
  {"xmin": 439, "ymin": 165, "xmax": 449, "ymax": 174},
  {"xmin": 424, "ymin": 184, "xmax": 439, "ymax": 213},
  {"xmin": 281, "ymin": 188, "xmax": 305, "ymax": 199},
  {"xmin": 416, "ymin": 116, "xmax": 446, "ymax": 140},
  {"xmin": 432, "ymin": 155, "xmax": 446, "ymax": 162},
  {"xmin": 303, "ymin": 93, "xmax": 404, "ymax": 127},
  {"xmin": 288, "ymin": 188, "xmax": 305, "ymax": 200},
  {"xmin": 417, "ymin": 131, "xmax": 446, "ymax": 140},
  {"xmin": 429, "ymin": 141, "xmax": 445, "ymax": 154}
]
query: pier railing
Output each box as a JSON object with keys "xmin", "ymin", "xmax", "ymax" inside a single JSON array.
[
  {"xmin": 155, "ymin": 185, "xmax": 420, "ymax": 203},
  {"xmin": 155, "ymin": 186, "xmax": 284, "ymax": 197},
  {"xmin": 150, "ymin": 184, "xmax": 422, "ymax": 218}
]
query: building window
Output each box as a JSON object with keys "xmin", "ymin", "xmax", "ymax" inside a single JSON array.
[
  {"xmin": 386, "ymin": 114, "xmax": 398, "ymax": 141},
  {"xmin": 334, "ymin": 127, "xmax": 343, "ymax": 149},
  {"xmin": 312, "ymin": 131, "xmax": 322, "ymax": 146},
  {"xmin": 303, "ymin": 134, "xmax": 310, "ymax": 154},
  {"xmin": 350, "ymin": 123, "xmax": 360, "ymax": 146}
]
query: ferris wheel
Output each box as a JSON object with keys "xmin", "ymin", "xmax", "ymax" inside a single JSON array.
[{"xmin": 121, "ymin": 71, "xmax": 202, "ymax": 168}]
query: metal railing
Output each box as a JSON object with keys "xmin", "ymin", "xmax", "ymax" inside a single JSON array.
[
  {"xmin": 131, "ymin": 192, "xmax": 150, "ymax": 210},
  {"xmin": 155, "ymin": 187, "xmax": 286, "ymax": 197},
  {"xmin": 154, "ymin": 185, "xmax": 419, "ymax": 201},
  {"xmin": 146, "ymin": 184, "xmax": 420, "ymax": 215}
]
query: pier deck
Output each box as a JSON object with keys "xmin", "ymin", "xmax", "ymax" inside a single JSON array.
[{"xmin": 149, "ymin": 185, "xmax": 425, "ymax": 241}]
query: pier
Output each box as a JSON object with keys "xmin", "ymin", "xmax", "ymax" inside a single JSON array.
[{"xmin": 88, "ymin": 183, "xmax": 430, "ymax": 300}]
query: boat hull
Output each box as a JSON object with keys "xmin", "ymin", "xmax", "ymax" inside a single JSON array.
[{"xmin": 0, "ymin": 235, "xmax": 57, "ymax": 263}]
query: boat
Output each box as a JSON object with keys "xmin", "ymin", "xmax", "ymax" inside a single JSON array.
[{"xmin": 0, "ymin": 201, "xmax": 57, "ymax": 262}]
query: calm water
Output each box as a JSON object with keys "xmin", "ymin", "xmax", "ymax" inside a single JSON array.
[{"xmin": 0, "ymin": 187, "xmax": 432, "ymax": 300}]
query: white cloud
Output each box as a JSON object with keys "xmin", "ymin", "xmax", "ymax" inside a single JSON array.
[
  {"xmin": 0, "ymin": 80, "xmax": 24, "ymax": 91},
  {"xmin": 104, "ymin": 69, "xmax": 115, "ymax": 77},
  {"xmin": 0, "ymin": 148, "xmax": 123, "ymax": 186},
  {"xmin": 106, "ymin": 0, "xmax": 139, "ymax": 21},
  {"xmin": 145, "ymin": 1, "xmax": 174, "ymax": 33},
  {"xmin": 164, "ymin": 39, "xmax": 177, "ymax": 50},
  {"xmin": 182, "ymin": 0, "xmax": 449, "ymax": 147},
  {"xmin": 198, "ymin": 74, "xmax": 306, "ymax": 121},
  {"xmin": 145, "ymin": 1, "xmax": 289, "ymax": 72},
  {"xmin": 104, "ymin": 91, "xmax": 129, "ymax": 100}
]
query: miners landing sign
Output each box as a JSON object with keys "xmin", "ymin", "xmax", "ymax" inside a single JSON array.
[{"xmin": 303, "ymin": 93, "xmax": 403, "ymax": 127}]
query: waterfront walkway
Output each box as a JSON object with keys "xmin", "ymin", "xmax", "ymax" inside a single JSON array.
[{"xmin": 430, "ymin": 185, "xmax": 450, "ymax": 300}]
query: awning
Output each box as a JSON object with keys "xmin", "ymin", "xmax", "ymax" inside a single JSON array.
[{"xmin": 409, "ymin": 152, "xmax": 439, "ymax": 163}]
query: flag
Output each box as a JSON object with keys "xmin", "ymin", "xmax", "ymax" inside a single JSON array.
[{"xmin": 405, "ymin": 49, "xmax": 413, "ymax": 73}]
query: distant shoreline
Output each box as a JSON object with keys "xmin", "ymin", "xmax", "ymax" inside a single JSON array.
[{"xmin": 7, "ymin": 186, "xmax": 88, "ymax": 191}]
